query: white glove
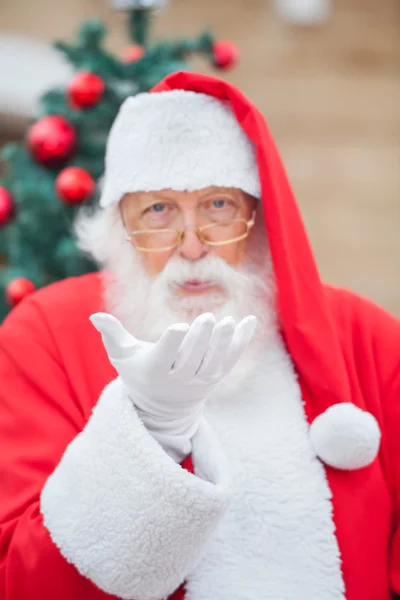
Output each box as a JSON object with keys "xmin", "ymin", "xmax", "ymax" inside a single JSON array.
[{"xmin": 90, "ymin": 312, "xmax": 257, "ymax": 462}]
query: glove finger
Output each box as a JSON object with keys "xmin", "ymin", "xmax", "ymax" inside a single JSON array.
[
  {"xmin": 221, "ymin": 315, "xmax": 257, "ymax": 375},
  {"xmin": 197, "ymin": 316, "xmax": 235, "ymax": 378},
  {"xmin": 171, "ymin": 313, "xmax": 216, "ymax": 379},
  {"xmin": 152, "ymin": 323, "xmax": 190, "ymax": 371},
  {"xmin": 90, "ymin": 313, "xmax": 138, "ymax": 360}
]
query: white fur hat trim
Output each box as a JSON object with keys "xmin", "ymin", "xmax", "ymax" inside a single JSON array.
[
  {"xmin": 99, "ymin": 90, "xmax": 261, "ymax": 207},
  {"xmin": 309, "ymin": 403, "xmax": 381, "ymax": 470}
]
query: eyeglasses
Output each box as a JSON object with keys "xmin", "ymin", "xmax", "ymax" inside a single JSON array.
[{"xmin": 126, "ymin": 212, "xmax": 256, "ymax": 253}]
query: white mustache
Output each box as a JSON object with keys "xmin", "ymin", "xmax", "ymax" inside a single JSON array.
[{"xmin": 156, "ymin": 254, "xmax": 253, "ymax": 292}]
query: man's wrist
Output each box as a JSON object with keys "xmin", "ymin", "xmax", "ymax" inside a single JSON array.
[{"xmin": 135, "ymin": 405, "xmax": 203, "ymax": 463}]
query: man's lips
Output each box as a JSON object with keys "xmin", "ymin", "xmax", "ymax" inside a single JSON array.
[{"xmin": 177, "ymin": 279, "xmax": 215, "ymax": 293}]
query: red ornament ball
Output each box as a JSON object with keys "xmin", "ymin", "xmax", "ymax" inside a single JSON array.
[
  {"xmin": 68, "ymin": 72, "xmax": 105, "ymax": 109},
  {"xmin": 121, "ymin": 44, "xmax": 145, "ymax": 63},
  {"xmin": 56, "ymin": 166, "xmax": 96, "ymax": 205},
  {"xmin": 6, "ymin": 277, "xmax": 36, "ymax": 307},
  {"xmin": 213, "ymin": 40, "xmax": 239, "ymax": 69},
  {"xmin": 27, "ymin": 116, "xmax": 76, "ymax": 165},
  {"xmin": 0, "ymin": 187, "xmax": 14, "ymax": 226}
]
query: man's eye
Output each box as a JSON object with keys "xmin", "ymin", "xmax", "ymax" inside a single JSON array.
[
  {"xmin": 150, "ymin": 203, "xmax": 166, "ymax": 213},
  {"xmin": 212, "ymin": 199, "xmax": 226, "ymax": 209}
]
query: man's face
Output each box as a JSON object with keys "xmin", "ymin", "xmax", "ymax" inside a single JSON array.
[
  {"xmin": 79, "ymin": 184, "xmax": 273, "ymax": 356},
  {"xmin": 120, "ymin": 187, "xmax": 257, "ymax": 294}
]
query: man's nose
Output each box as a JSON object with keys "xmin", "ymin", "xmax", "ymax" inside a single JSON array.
[{"xmin": 177, "ymin": 226, "xmax": 209, "ymax": 261}]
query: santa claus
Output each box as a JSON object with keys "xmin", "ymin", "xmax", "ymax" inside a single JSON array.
[{"xmin": 0, "ymin": 72, "xmax": 399, "ymax": 600}]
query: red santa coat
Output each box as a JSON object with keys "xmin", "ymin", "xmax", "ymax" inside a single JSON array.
[{"xmin": 0, "ymin": 72, "xmax": 399, "ymax": 600}]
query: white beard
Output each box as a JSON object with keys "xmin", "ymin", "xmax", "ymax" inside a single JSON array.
[{"xmin": 75, "ymin": 205, "xmax": 278, "ymax": 393}]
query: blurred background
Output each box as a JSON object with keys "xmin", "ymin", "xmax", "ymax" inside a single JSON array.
[{"xmin": 0, "ymin": 0, "xmax": 399, "ymax": 316}]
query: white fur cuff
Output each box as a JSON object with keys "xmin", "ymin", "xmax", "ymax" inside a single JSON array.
[{"xmin": 40, "ymin": 378, "xmax": 231, "ymax": 600}]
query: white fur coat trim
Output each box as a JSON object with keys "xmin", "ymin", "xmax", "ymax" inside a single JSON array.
[
  {"xmin": 186, "ymin": 334, "xmax": 346, "ymax": 600},
  {"xmin": 40, "ymin": 377, "xmax": 231, "ymax": 600}
]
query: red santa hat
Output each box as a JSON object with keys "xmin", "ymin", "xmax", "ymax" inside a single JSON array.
[
  {"xmin": 101, "ymin": 72, "xmax": 381, "ymax": 472},
  {"xmin": 99, "ymin": 90, "xmax": 261, "ymax": 208}
]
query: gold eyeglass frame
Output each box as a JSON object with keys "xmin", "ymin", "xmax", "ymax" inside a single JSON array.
[{"xmin": 126, "ymin": 211, "xmax": 256, "ymax": 253}]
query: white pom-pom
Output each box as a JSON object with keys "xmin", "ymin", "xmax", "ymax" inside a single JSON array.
[{"xmin": 309, "ymin": 403, "xmax": 381, "ymax": 470}]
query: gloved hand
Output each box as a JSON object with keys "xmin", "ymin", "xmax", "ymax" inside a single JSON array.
[{"xmin": 90, "ymin": 312, "xmax": 257, "ymax": 461}]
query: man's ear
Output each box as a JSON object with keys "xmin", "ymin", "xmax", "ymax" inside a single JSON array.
[{"xmin": 119, "ymin": 195, "xmax": 128, "ymax": 228}]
